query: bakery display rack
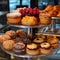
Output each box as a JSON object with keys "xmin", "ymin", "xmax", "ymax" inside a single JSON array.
[
  {"xmin": 36, "ymin": 17, "xmax": 60, "ymax": 37},
  {"xmin": 0, "ymin": 17, "xmax": 60, "ymax": 60},
  {"xmin": 1, "ymin": 43, "xmax": 60, "ymax": 60},
  {"xmin": 7, "ymin": 23, "xmax": 50, "ymax": 35}
]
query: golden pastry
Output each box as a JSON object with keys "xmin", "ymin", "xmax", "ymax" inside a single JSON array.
[
  {"xmin": 45, "ymin": 5, "xmax": 53, "ymax": 11},
  {"xmin": 39, "ymin": 12, "xmax": 51, "ymax": 25},
  {"xmin": 6, "ymin": 13, "xmax": 21, "ymax": 24},
  {"xmin": 40, "ymin": 42, "xmax": 52, "ymax": 55},
  {"xmin": 26, "ymin": 43, "xmax": 39, "ymax": 55},
  {"xmin": 47, "ymin": 35, "xmax": 59, "ymax": 49},
  {"xmin": 3, "ymin": 40, "xmax": 15, "ymax": 50},
  {"xmin": 21, "ymin": 15, "xmax": 38, "ymax": 26},
  {"xmin": 5, "ymin": 30, "xmax": 16, "ymax": 39},
  {"xmin": 16, "ymin": 30, "xmax": 27, "ymax": 38},
  {"xmin": 0, "ymin": 35, "xmax": 11, "ymax": 43}
]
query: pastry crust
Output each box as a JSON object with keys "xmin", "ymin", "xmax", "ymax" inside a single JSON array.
[
  {"xmin": 45, "ymin": 5, "xmax": 53, "ymax": 11},
  {"xmin": 40, "ymin": 42, "xmax": 52, "ymax": 55},
  {"xmin": 16, "ymin": 30, "xmax": 27, "ymax": 38},
  {"xmin": 5, "ymin": 30, "xmax": 16, "ymax": 39},
  {"xmin": 57, "ymin": 12, "xmax": 60, "ymax": 17},
  {"xmin": 3, "ymin": 40, "xmax": 15, "ymax": 50},
  {"xmin": 39, "ymin": 12, "xmax": 51, "ymax": 25},
  {"xmin": 47, "ymin": 39, "xmax": 59, "ymax": 49},
  {"xmin": 53, "ymin": 5, "xmax": 60, "ymax": 12},
  {"xmin": 48, "ymin": 10, "xmax": 58, "ymax": 17},
  {"xmin": 6, "ymin": 13, "xmax": 21, "ymax": 24},
  {"xmin": 40, "ymin": 47, "xmax": 52, "ymax": 55},
  {"xmin": 26, "ymin": 43, "xmax": 39, "ymax": 55},
  {"xmin": 26, "ymin": 48, "xmax": 40, "ymax": 55},
  {"xmin": 33, "ymin": 38, "xmax": 45, "ymax": 44},
  {"xmin": 21, "ymin": 16, "xmax": 38, "ymax": 26},
  {"xmin": 0, "ymin": 35, "xmax": 11, "ymax": 43}
]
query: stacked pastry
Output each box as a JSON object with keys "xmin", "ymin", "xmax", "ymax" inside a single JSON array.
[
  {"xmin": 6, "ymin": 7, "xmax": 39, "ymax": 26},
  {"xmin": 0, "ymin": 31, "xmax": 59, "ymax": 56}
]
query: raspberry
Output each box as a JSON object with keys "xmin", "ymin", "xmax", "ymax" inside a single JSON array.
[
  {"xmin": 33, "ymin": 10, "xmax": 37, "ymax": 15},
  {"xmin": 19, "ymin": 9, "xmax": 24, "ymax": 14},
  {"xmin": 33, "ymin": 7, "xmax": 38, "ymax": 11},
  {"xmin": 26, "ymin": 8, "xmax": 29, "ymax": 14},
  {"xmin": 29, "ymin": 8, "xmax": 33, "ymax": 14}
]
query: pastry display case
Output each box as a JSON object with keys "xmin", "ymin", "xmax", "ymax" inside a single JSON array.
[{"xmin": 0, "ymin": 1, "xmax": 60, "ymax": 60}]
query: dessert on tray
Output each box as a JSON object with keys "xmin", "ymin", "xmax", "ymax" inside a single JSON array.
[
  {"xmin": 6, "ymin": 13, "xmax": 21, "ymax": 24},
  {"xmin": 13, "ymin": 41, "xmax": 25, "ymax": 54},
  {"xmin": 0, "ymin": 30, "xmax": 59, "ymax": 56},
  {"xmin": 40, "ymin": 42, "xmax": 52, "ymax": 55},
  {"xmin": 3, "ymin": 40, "xmax": 15, "ymax": 50},
  {"xmin": 26, "ymin": 43, "xmax": 40, "ymax": 55}
]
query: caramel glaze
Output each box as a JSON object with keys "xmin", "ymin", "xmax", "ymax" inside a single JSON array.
[
  {"xmin": 40, "ymin": 46, "xmax": 52, "ymax": 50},
  {"xmin": 27, "ymin": 47, "xmax": 39, "ymax": 50}
]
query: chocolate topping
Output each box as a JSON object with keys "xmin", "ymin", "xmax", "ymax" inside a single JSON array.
[{"xmin": 14, "ymin": 42, "xmax": 25, "ymax": 50}]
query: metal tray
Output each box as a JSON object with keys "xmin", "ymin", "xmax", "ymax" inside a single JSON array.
[
  {"xmin": 1, "ymin": 44, "xmax": 60, "ymax": 58},
  {"xmin": 52, "ymin": 17, "xmax": 60, "ymax": 20},
  {"xmin": 8, "ymin": 23, "xmax": 50, "ymax": 29}
]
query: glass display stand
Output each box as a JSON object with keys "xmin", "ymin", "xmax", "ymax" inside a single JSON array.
[
  {"xmin": 0, "ymin": 23, "xmax": 51, "ymax": 60},
  {"xmin": 1, "ymin": 44, "xmax": 59, "ymax": 60},
  {"xmin": 8, "ymin": 23, "xmax": 49, "ymax": 35},
  {"xmin": 36, "ymin": 17, "xmax": 60, "ymax": 36},
  {"xmin": 1, "ymin": 22, "xmax": 60, "ymax": 60}
]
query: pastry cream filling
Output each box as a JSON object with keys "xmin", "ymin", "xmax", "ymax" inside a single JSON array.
[
  {"xmin": 40, "ymin": 42, "xmax": 50, "ymax": 48},
  {"xmin": 27, "ymin": 43, "xmax": 38, "ymax": 49},
  {"xmin": 34, "ymin": 38, "xmax": 44, "ymax": 43}
]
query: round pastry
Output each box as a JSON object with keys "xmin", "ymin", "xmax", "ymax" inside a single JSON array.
[
  {"xmin": 47, "ymin": 36, "xmax": 59, "ymax": 49},
  {"xmin": 5, "ymin": 30, "xmax": 16, "ymax": 39},
  {"xmin": 33, "ymin": 38, "xmax": 45, "ymax": 44},
  {"xmin": 39, "ymin": 12, "xmax": 51, "ymax": 25},
  {"xmin": 45, "ymin": 5, "xmax": 53, "ymax": 11},
  {"xmin": 3, "ymin": 40, "xmax": 15, "ymax": 50},
  {"xmin": 26, "ymin": 43, "xmax": 39, "ymax": 55},
  {"xmin": 6, "ymin": 13, "xmax": 21, "ymax": 24},
  {"xmin": 40, "ymin": 42, "xmax": 52, "ymax": 55},
  {"xmin": 0, "ymin": 35, "xmax": 11, "ymax": 43},
  {"xmin": 13, "ymin": 42, "xmax": 25, "ymax": 54},
  {"xmin": 21, "ymin": 15, "xmax": 38, "ymax": 26},
  {"xmin": 16, "ymin": 30, "xmax": 27, "ymax": 38}
]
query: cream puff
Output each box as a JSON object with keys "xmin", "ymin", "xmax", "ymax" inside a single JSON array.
[
  {"xmin": 40, "ymin": 42, "xmax": 52, "ymax": 55},
  {"xmin": 26, "ymin": 43, "xmax": 39, "ymax": 55},
  {"xmin": 21, "ymin": 15, "xmax": 38, "ymax": 26}
]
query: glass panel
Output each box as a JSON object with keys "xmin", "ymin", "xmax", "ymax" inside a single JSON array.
[
  {"xmin": 22, "ymin": 0, "xmax": 30, "ymax": 7},
  {"xmin": 9, "ymin": 0, "xmax": 20, "ymax": 12}
]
